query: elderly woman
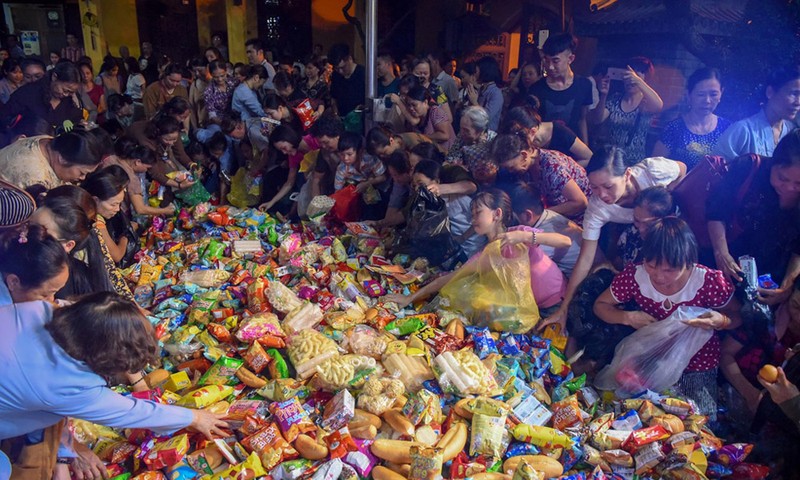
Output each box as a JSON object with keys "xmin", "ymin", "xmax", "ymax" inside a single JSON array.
[{"xmin": 445, "ymin": 106, "xmax": 497, "ymax": 184}]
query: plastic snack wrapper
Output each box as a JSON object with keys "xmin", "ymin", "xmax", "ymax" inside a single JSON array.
[
  {"xmin": 286, "ymin": 329, "xmax": 339, "ymax": 379},
  {"xmin": 410, "ymin": 446, "xmax": 444, "ymax": 480}
]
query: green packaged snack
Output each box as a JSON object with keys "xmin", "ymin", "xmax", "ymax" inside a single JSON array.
[
  {"xmin": 385, "ymin": 316, "xmax": 426, "ymax": 336},
  {"xmin": 198, "ymin": 355, "xmax": 243, "ymax": 386},
  {"xmin": 266, "ymin": 348, "xmax": 289, "ymax": 379}
]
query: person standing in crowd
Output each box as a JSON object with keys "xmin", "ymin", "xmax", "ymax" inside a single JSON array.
[
  {"xmin": 204, "ymin": 60, "xmax": 236, "ymax": 122},
  {"xmin": 530, "ymin": 32, "xmax": 594, "ymax": 144},
  {"xmin": 231, "ymin": 65, "xmax": 268, "ymax": 120},
  {"xmin": 713, "ymin": 64, "xmax": 800, "ymax": 160},
  {"xmin": 0, "ymin": 58, "xmax": 23, "ymax": 104},
  {"xmin": 212, "ymin": 33, "xmax": 228, "ymax": 61},
  {"xmin": 60, "ymin": 33, "xmax": 85, "ymax": 63},
  {"xmin": 142, "ymin": 64, "xmax": 189, "ymax": 119},
  {"xmin": 21, "ymin": 59, "xmax": 46, "ymax": 85},
  {"xmin": 46, "ymin": 51, "xmax": 60, "ymax": 71},
  {"xmin": 506, "ymin": 99, "xmax": 593, "ymax": 166},
  {"xmin": 427, "ymin": 51, "xmax": 459, "ymax": 114},
  {"xmin": 653, "ymin": 67, "xmax": 731, "ymax": 170},
  {"xmin": 244, "ymin": 38, "xmax": 276, "ymax": 91},
  {"xmin": 590, "ymin": 57, "xmax": 664, "ymax": 165},
  {"xmin": 328, "ymin": 43, "xmax": 365, "ymax": 118},
  {"xmin": 299, "ymin": 55, "xmax": 330, "ymax": 117},
  {"xmin": 463, "ymin": 56, "xmax": 504, "ymax": 132},
  {"xmin": 377, "ymin": 52, "xmax": 400, "ymax": 97},
  {"xmin": 445, "ymin": 105, "xmax": 497, "ymax": 185},
  {"xmin": 98, "ymin": 57, "xmax": 122, "ymax": 99},
  {"xmin": 124, "ymin": 57, "xmax": 147, "ymax": 120},
  {"xmin": 188, "ymin": 57, "xmax": 210, "ymax": 129},
  {"xmin": 392, "ymin": 85, "xmax": 456, "ymax": 152},
  {"xmin": 508, "ymin": 62, "xmax": 542, "ymax": 107},
  {"xmin": 5, "ymin": 35, "xmax": 23, "ymax": 60},
  {"xmin": 138, "ymin": 41, "xmax": 160, "ymax": 85},
  {"xmin": 78, "ymin": 61, "xmax": 105, "ymax": 124}
]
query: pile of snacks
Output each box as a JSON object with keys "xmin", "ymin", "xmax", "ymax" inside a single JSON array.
[{"xmin": 79, "ymin": 205, "xmax": 766, "ymax": 480}]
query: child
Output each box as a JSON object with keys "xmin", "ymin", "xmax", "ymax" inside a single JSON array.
[
  {"xmin": 334, "ymin": 132, "xmax": 389, "ymax": 220},
  {"xmin": 107, "ymin": 136, "xmax": 176, "ymax": 217},
  {"xmin": 384, "ymin": 189, "xmax": 570, "ymax": 315},
  {"xmin": 412, "ymin": 159, "xmax": 485, "ymax": 257},
  {"xmin": 186, "ymin": 141, "xmax": 220, "ymax": 200}
]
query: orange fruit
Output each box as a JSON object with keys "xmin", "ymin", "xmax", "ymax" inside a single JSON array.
[{"xmin": 759, "ymin": 364, "xmax": 779, "ymax": 383}]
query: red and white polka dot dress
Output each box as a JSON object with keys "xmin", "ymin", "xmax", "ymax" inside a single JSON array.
[{"xmin": 610, "ymin": 263, "xmax": 734, "ymax": 372}]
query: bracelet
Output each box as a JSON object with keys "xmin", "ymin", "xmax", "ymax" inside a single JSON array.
[
  {"xmin": 717, "ymin": 314, "xmax": 731, "ymax": 330},
  {"xmin": 531, "ymin": 230, "xmax": 537, "ymax": 246}
]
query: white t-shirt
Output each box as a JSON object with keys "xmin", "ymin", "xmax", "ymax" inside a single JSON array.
[
  {"xmin": 582, "ymin": 157, "xmax": 681, "ymax": 241},
  {"xmin": 534, "ymin": 209, "xmax": 583, "ymax": 277}
]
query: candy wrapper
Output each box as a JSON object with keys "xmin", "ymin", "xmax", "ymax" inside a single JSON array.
[
  {"xmin": 198, "ymin": 356, "xmax": 243, "ymax": 386},
  {"xmin": 242, "ymin": 422, "xmax": 298, "ymax": 470},
  {"xmin": 143, "ymin": 434, "xmax": 190, "ymax": 470},
  {"xmin": 266, "ymin": 279, "xmax": 303, "ymax": 313},
  {"xmin": 512, "ymin": 424, "xmax": 573, "ymax": 449},
  {"xmin": 207, "ymin": 452, "xmax": 266, "ymax": 480},
  {"xmin": 177, "ymin": 385, "xmax": 234, "ymax": 408},
  {"xmin": 433, "ymin": 349, "xmax": 499, "ymax": 396},
  {"xmin": 286, "ymin": 329, "xmax": 340, "ymax": 379},
  {"xmin": 402, "ymin": 389, "xmax": 442, "ymax": 426},
  {"xmin": 321, "ymin": 389, "xmax": 355, "ymax": 430},
  {"xmin": 470, "ymin": 413, "xmax": 506, "ymax": 457},
  {"xmin": 409, "ymin": 446, "xmax": 444, "ymax": 480},
  {"xmin": 235, "ymin": 312, "xmax": 284, "ymax": 342},
  {"xmin": 269, "ymin": 398, "xmax": 315, "ymax": 442}
]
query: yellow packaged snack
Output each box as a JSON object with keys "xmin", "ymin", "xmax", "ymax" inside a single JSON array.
[{"xmin": 177, "ymin": 385, "xmax": 234, "ymax": 408}]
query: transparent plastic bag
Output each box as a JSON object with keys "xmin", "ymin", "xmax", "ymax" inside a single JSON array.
[
  {"xmin": 440, "ymin": 241, "xmax": 540, "ymax": 333},
  {"xmin": 594, "ymin": 306, "xmax": 714, "ymax": 394}
]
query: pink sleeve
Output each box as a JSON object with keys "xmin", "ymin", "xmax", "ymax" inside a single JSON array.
[
  {"xmin": 303, "ymin": 135, "xmax": 320, "ymax": 150},
  {"xmin": 430, "ymin": 105, "xmax": 449, "ymax": 126},
  {"xmin": 699, "ymin": 268, "xmax": 734, "ymax": 309},
  {"xmin": 610, "ymin": 264, "xmax": 638, "ymax": 304},
  {"xmin": 288, "ymin": 151, "xmax": 303, "ymax": 170}
]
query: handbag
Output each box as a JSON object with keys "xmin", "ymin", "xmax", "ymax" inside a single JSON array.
[{"xmin": 672, "ymin": 154, "xmax": 761, "ymax": 248}]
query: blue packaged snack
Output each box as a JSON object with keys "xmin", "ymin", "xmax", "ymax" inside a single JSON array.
[
  {"xmin": 705, "ymin": 462, "xmax": 733, "ymax": 478},
  {"xmin": 469, "ymin": 327, "xmax": 499, "ymax": 359},
  {"xmin": 423, "ymin": 379, "xmax": 444, "ymax": 395},
  {"xmin": 560, "ymin": 443, "xmax": 584, "ymax": 470},
  {"xmin": 505, "ymin": 441, "xmax": 540, "ymax": 458},
  {"xmin": 758, "ymin": 273, "xmax": 778, "ymax": 289}
]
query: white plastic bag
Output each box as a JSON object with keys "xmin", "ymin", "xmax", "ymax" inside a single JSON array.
[{"xmin": 594, "ymin": 306, "xmax": 714, "ymax": 394}]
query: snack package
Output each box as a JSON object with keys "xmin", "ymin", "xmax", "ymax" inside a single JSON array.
[
  {"xmin": 324, "ymin": 427, "xmax": 358, "ymax": 459},
  {"xmin": 321, "ymin": 389, "xmax": 355, "ymax": 430},
  {"xmin": 286, "ymin": 329, "xmax": 340, "ymax": 379},
  {"xmin": 235, "ymin": 312, "xmax": 284, "ymax": 343},
  {"xmin": 207, "ymin": 452, "xmax": 266, "ymax": 480},
  {"xmin": 511, "ymin": 424, "xmax": 574, "ymax": 449},
  {"xmin": 265, "ymin": 279, "xmax": 303, "ymax": 313},
  {"xmin": 433, "ymin": 349, "xmax": 499, "ymax": 396},
  {"xmin": 409, "ymin": 446, "xmax": 444, "ymax": 480},
  {"xmin": 177, "ymin": 385, "xmax": 234, "ymax": 408},
  {"xmin": 242, "ymin": 422, "xmax": 298, "ymax": 470},
  {"xmin": 143, "ymin": 434, "xmax": 190, "ymax": 470},
  {"xmin": 283, "ymin": 302, "xmax": 324, "ymax": 334},
  {"xmin": 244, "ymin": 341, "xmax": 270, "ymax": 374},
  {"xmin": 382, "ymin": 353, "xmax": 434, "ymax": 392},
  {"xmin": 198, "ymin": 356, "xmax": 243, "ymax": 386},
  {"xmin": 342, "ymin": 325, "xmax": 388, "ymax": 358},
  {"xmin": 269, "ymin": 398, "xmax": 315, "ymax": 442},
  {"xmin": 470, "ymin": 413, "xmax": 506, "ymax": 457}
]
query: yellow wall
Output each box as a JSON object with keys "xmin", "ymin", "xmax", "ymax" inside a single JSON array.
[
  {"xmin": 311, "ymin": 0, "xmax": 364, "ymax": 63},
  {"xmin": 79, "ymin": 0, "xmax": 139, "ymax": 68}
]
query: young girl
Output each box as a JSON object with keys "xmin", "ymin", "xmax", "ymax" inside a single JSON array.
[
  {"xmin": 412, "ymin": 159, "xmax": 485, "ymax": 258},
  {"xmin": 82, "ymin": 166, "xmax": 139, "ymax": 267},
  {"xmin": 384, "ymin": 189, "xmax": 570, "ymax": 315},
  {"xmin": 258, "ymin": 125, "xmax": 304, "ymax": 214}
]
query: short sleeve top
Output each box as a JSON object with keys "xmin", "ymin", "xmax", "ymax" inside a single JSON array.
[
  {"xmin": 536, "ymin": 149, "xmax": 592, "ymax": 212},
  {"xmin": 660, "ymin": 116, "xmax": 732, "ymax": 170},
  {"xmin": 421, "ymin": 104, "xmax": 455, "ymax": 151},
  {"xmin": 610, "ymin": 263, "xmax": 734, "ymax": 372},
  {"xmin": 547, "ymin": 122, "xmax": 579, "ymax": 155}
]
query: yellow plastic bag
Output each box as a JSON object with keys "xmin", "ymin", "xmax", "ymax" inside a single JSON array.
[
  {"xmin": 440, "ymin": 241, "xmax": 539, "ymax": 333},
  {"xmin": 227, "ymin": 168, "xmax": 261, "ymax": 208}
]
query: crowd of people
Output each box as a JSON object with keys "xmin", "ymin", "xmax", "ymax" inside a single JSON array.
[{"xmin": 0, "ymin": 29, "xmax": 799, "ymax": 479}]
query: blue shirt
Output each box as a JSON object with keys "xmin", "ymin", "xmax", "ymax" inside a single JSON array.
[
  {"xmin": 0, "ymin": 301, "xmax": 194, "ymax": 440},
  {"xmin": 196, "ymin": 124, "xmax": 241, "ymax": 176},
  {"xmin": 232, "ymin": 83, "xmax": 266, "ymax": 121},
  {"xmin": 712, "ymin": 109, "xmax": 792, "ymax": 160},
  {"xmin": 0, "ymin": 280, "xmax": 10, "ymax": 306}
]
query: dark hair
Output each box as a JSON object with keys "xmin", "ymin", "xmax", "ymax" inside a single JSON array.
[
  {"xmin": 406, "ymin": 85, "xmax": 432, "ymax": 104},
  {"xmin": 100, "ymin": 58, "xmax": 118, "ymax": 74},
  {"xmin": 124, "ymin": 57, "xmax": 141, "ymax": 75},
  {"xmin": 337, "ymin": 131, "xmax": 363, "ymax": 152},
  {"xmin": 398, "ymin": 74, "xmax": 420, "ymax": 92},
  {"xmin": 409, "ymin": 142, "xmax": 445, "ymax": 165},
  {"xmin": 76, "ymin": 61, "xmax": 93, "ymax": 79},
  {"xmin": 327, "ymin": 43, "xmax": 351, "ymax": 67},
  {"xmin": 376, "ymin": 51, "xmax": 395, "ymax": 64},
  {"xmin": 273, "ymin": 70, "xmax": 294, "ymax": 91},
  {"xmin": 505, "ymin": 105, "xmax": 542, "ymax": 132},
  {"xmin": 85, "ymin": 127, "xmax": 115, "ymax": 160},
  {"xmin": 51, "ymin": 130, "xmax": 102, "ymax": 167},
  {"xmin": 205, "ymin": 47, "xmax": 224, "ymax": 62},
  {"xmin": 411, "ymin": 56, "xmax": 432, "ymax": 73},
  {"xmin": 303, "ymin": 55, "xmax": 327, "ymax": 73},
  {"xmin": 153, "ymin": 116, "xmax": 181, "ymax": 137},
  {"xmin": 772, "ymin": 128, "xmax": 800, "ymax": 167},
  {"xmin": 263, "ymin": 92, "xmax": 288, "ymax": 111},
  {"xmin": 159, "ymin": 96, "xmax": 191, "ymax": 117},
  {"xmin": 634, "ymin": 186, "xmax": 674, "ymax": 217},
  {"xmin": 476, "ymin": 56, "xmax": 502, "ymax": 84},
  {"xmin": 189, "ymin": 56, "xmax": 208, "ymax": 69},
  {"xmin": 161, "ymin": 63, "xmax": 182, "ymax": 78},
  {"xmin": 270, "ymin": 124, "xmax": 302, "ymax": 149},
  {"xmin": 50, "ymin": 61, "xmax": 81, "ymax": 84},
  {"xmin": 366, "ymin": 126, "xmax": 394, "ymax": 155},
  {"xmin": 219, "ymin": 111, "xmax": 242, "ymax": 135},
  {"xmin": 686, "ymin": 67, "xmax": 722, "ymax": 93},
  {"xmin": 100, "ymin": 119, "xmax": 124, "ymax": 139},
  {"xmin": 509, "ymin": 182, "xmax": 544, "ymax": 215},
  {"xmin": 245, "ymin": 38, "xmax": 265, "ymax": 53},
  {"xmin": 208, "ymin": 60, "xmax": 227, "ymax": 74},
  {"xmin": 186, "ymin": 141, "xmax": 208, "ymax": 159},
  {"xmin": 130, "ymin": 145, "xmax": 155, "ymax": 165},
  {"xmin": 385, "ymin": 150, "xmax": 411, "ymax": 174},
  {"xmin": 81, "ymin": 165, "xmax": 128, "ymax": 201},
  {"xmin": 766, "ymin": 64, "xmax": 800, "ymax": 91},
  {"xmin": 585, "ymin": 145, "xmax": 627, "ymax": 176},
  {"xmin": 460, "ymin": 62, "xmax": 477, "ymax": 76},
  {"xmin": 21, "ymin": 58, "xmax": 46, "ymax": 72},
  {"xmin": 2, "ymin": 58, "xmax": 21, "ymax": 77},
  {"xmin": 627, "ymin": 56, "xmax": 654, "ymax": 77},
  {"xmin": 489, "ymin": 134, "xmax": 527, "ymax": 165},
  {"xmin": 541, "ymin": 32, "xmax": 578, "ymax": 56},
  {"xmin": 206, "ymin": 132, "xmax": 228, "ymax": 153},
  {"xmin": 46, "ymin": 292, "xmax": 158, "ymax": 379},
  {"xmin": 309, "ymin": 113, "xmax": 344, "ymax": 138},
  {"xmin": 242, "ymin": 64, "xmax": 268, "ymax": 81},
  {"xmin": 0, "ymin": 224, "xmax": 68, "ymax": 289},
  {"xmin": 642, "ymin": 217, "xmax": 698, "ymax": 269},
  {"xmin": 107, "ymin": 93, "xmax": 133, "ymax": 115},
  {"xmin": 471, "ymin": 189, "xmax": 514, "ymax": 228},
  {"xmin": 413, "ymin": 159, "xmax": 441, "ymax": 181},
  {"xmin": 114, "ymin": 136, "xmax": 138, "ymax": 159}
]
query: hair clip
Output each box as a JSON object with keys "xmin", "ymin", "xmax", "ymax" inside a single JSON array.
[{"xmin": 18, "ymin": 227, "xmax": 28, "ymax": 244}]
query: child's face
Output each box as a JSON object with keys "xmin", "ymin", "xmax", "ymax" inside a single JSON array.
[
  {"xmin": 471, "ymin": 203, "xmax": 498, "ymax": 236},
  {"xmin": 339, "ymin": 148, "xmax": 358, "ymax": 166},
  {"xmin": 542, "ymin": 50, "xmax": 574, "ymax": 78}
]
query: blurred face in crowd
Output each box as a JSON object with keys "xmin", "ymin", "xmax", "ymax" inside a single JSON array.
[
  {"xmin": 500, "ymin": 149, "xmax": 534, "ymax": 175},
  {"xmin": 767, "ymin": 78, "xmax": 800, "ymax": 121},
  {"xmin": 6, "ymin": 65, "xmax": 23, "ymax": 85},
  {"xmin": 94, "ymin": 190, "xmax": 125, "ymax": 218},
  {"xmin": 459, "ymin": 69, "xmax": 475, "ymax": 87},
  {"xmin": 245, "ymin": 45, "xmax": 264, "ymax": 65},
  {"xmin": 212, "ymin": 35, "xmax": 223, "ymax": 47},
  {"xmin": 624, "ymin": 69, "xmax": 647, "ymax": 94},
  {"xmin": 376, "ymin": 57, "xmax": 392, "ymax": 79},
  {"xmin": 193, "ymin": 66, "xmax": 208, "ymax": 81},
  {"xmin": 412, "ymin": 62, "xmax": 431, "ymax": 86},
  {"xmin": 129, "ymin": 158, "xmax": 152, "ymax": 174},
  {"xmin": 632, "ymin": 204, "xmax": 659, "ymax": 237},
  {"xmin": 459, "ymin": 117, "xmax": 483, "ymax": 145},
  {"xmin": 52, "ymin": 153, "xmax": 96, "ymax": 183},
  {"xmin": 273, "ymin": 140, "xmax": 297, "ymax": 157},
  {"xmin": 0, "ymin": 50, "xmax": 9, "ymax": 62},
  {"xmin": 80, "ymin": 65, "xmax": 93, "ymax": 84},
  {"xmin": 542, "ymin": 49, "xmax": 573, "ymax": 79},
  {"xmin": 116, "ymin": 102, "xmax": 134, "ymax": 120},
  {"xmin": 339, "ymin": 147, "xmax": 358, "ymax": 166},
  {"xmin": 23, "ymin": 64, "xmax": 45, "ymax": 84},
  {"xmin": 471, "ymin": 202, "xmax": 499, "ymax": 236},
  {"xmin": 141, "ymin": 42, "xmax": 153, "ymax": 56},
  {"xmin": 770, "ymin": 164, "xmax": 800, "ymax": 199},
  {"xmin": 211, "ymin": 67, "xmax": 227, "ymax": 87},
  {"xmin": 412, "ymin": 172, "xmax": 437, "ymax": 190},
  {"xmin": 163, "ymin": 72, "xmax": 182, "ymax": 90},
  {"xmin": 317, "ymin": 135, "xmax": 338, "ymax": 153},
  {"xmin": 688, "ymin": 78, "xmax": 723, "ymax": 116},
  {"xmin": 444, "ymin": 60, "xmax": 457, "ymax": 76},
  {"xmin": 49, "ymin": 52, "xmax": 60, "ymax": 65},
  {"xmin": 66, "ymin": 34, "xmax": 77, "ymax": 46},
  {"xmin": 6, "ymin": 264, "xmax": 69, "ymax": 304},
  {"xmin": 305, "ymin": 62, "xmax": 319, "ymax": 80},
  {"xmin": 643, "ymin": 260, "xmax": 689, "ymax": 291},
  {"xmin": 107, "ymin": 66, "xmax": 119, "ymax": 78},
  {"xmin": 205, "ymin": 49, "xmax": 219, "ymax": 63},
  {"xmin": 265, "ymin": 105, "xmax": 287, "ymax": 122},
  {"xmin": 521, "ymin": 64, "xmax": 540, "ymax": 87},
  {"xmin": 50, "ymin": 76, "xmax": 79, "ymax": 100},
  {"xmin": 160, "ymin": 132, "xmax": 180, "ymax": 148},
  {"xmin": 387, "ymin": 166, "xmax": 410, "ymax": 186},
  {"xmin": 406, "ymin": 97, "xmax": 429, "ymax": 120},
  {"xmin": 588, "ymin": 168, "xmax": 628, "ymax": 205}
]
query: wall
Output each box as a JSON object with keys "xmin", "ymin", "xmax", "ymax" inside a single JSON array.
[
  {"xmin": 4, "ymin": 3, "xmax": 67, "ymax": 62},
  {"xmin": 99, "ymin": 0, "xmax": 140, "ymax": 58},
  {"xmin": 311, "ymin": 0, "xmax": 363, "ymax": 62}
]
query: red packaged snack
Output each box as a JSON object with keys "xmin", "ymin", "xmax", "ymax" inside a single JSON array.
[
  {"xmin": 729, "ymin": 463, "xmax": 770, "ymax": 480},
  {"xmin": 256, "ymin": 334, "xmax": 286, "ymax": 349},
  {"xmin": 207, "ymin": 323, "xmax": 234, "ymax": 344},
  {"xmin": 552, "ymin": 396, "xmax": 584, "ymax": 431},
  {"xmin": 325, "ymin": 427, "xmax": 359, "ymax": 459},
  {"xmin": 239, "ymin": 415, "xmax": 265, "ymax": 436},
  {"xmin": 292, "ymin": 98, "xmax": 316, "ymax": 130},
  {"xmin": 244, "ymin": 340, "xmax": 270, "ymax": 374},
  {"xmin": 241, "ymin": 422, "xmax": 298, "ymax": 470},
  {"xmin": 415, "ymin": 325, "xmax": 462, "ymax": 355},
  {"xmin": 142, "ymin": 434, "xmax": 190, "ymax": 470},
  {"xmin": 623, "ymin": 425, "xmax": 670, "ymax": 453}
]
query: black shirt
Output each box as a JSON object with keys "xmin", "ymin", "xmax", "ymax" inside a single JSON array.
[
  {"xmin": 529, "ymin": 76, "xmax": 593, "ymax": 138},
  {"xmin": 330, "ymin": 64, "xmax": 365, "ymax": 117},
  {"xmin": 0, "ymin": 78, "xmax": 83, "ymax": 135}
]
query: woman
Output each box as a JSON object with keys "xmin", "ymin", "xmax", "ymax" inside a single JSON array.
[
  {"xmin": 465, "ymin": 56, "xmax": 504, "ymax": 132},
  {"xmin": 142, "ymin": 63, "xmax": 188, "ymax": 120},
  {"xmin": 0, "ymin": 62, "xmax": 82, "ymax": 133},
  {"xmin": 129, "ymin": 97, "xmax": 193, "ymax": 168},
  {"xmin": 124, "ymin": 57, "xmax": 146, "ymax": 119},
  {"xmin": 82, "ymin": 165, "xmax": 136, "ymax": 266},
  {"xmin": 107, "ymin": 136, "xmax": 175, "ymax": 217},
  {"xmin": 231, "ymin": 65, "xmax": 268, "ymax": 120},
  {"xmin": 263, "ymin": 92, "xmax": 304, "ymax": 133},
  {"xmin": 392, "ymin": 85, "xmax": 456, "ymax": 152},
  {"xmin": 541, "ymin": 146, "xmax": 686, "ymax": 332},
  {"xmin": 411, "ymin": 57, "xmax": 450, "ymax": 115},
  {"xmin": 714, "ymin": 64, "xmax": 800, "ymax": 160},
  {"xmin": 445, "ymin": 106, "xmax": 498, "ymax": 184},
  {"xmin": 652, "ymin": 68, "xmax": 731, "ymax": 170},
  {"xmin": 589, "ymin": 58, "xmax": 664, "ymax": 165},
  {"xmin": 0, "ymin": 224, "xmax": 69, "ymax": 306},
  {"xmin": 0, "ymin": 129, "xmax": 101, "ymax": 192},
  {"xmin": 204, "ymin": 46, "xmax": 224, "ymax": 64},
  {"xmin": 506, "ymin": 100, "xmax": 593, "ymax": 166},
  {"xmin": 708, "ymin": 130, "xmax": 800, "ymax": 295},
  {"xmin": 98, "ymin": 57, "xmax": 121, "ymax": 98},
  {"xmin": 0, "ymin": 58, "xmax": 23, "ymax": 104},
  {"xmin": 106, "ymin": 93, "xmax": 134, "ymax": 128},
  {"xmin": 204, "ymin": 60, "xmax": 237, "ymax": 122},
  {"xmin": 78, "ymin": 61, "xmax": 106, "ymax": 124},
  {"xmin": 211, "ymin": 34, "xmax": 228, "ymax": 61},
  {"xmin": 594, "ymin": 217, "xmax": 741, "ymax": 417},
  {"xmin": 491, "ymin": 133, "xmax": 591, "ymax": 221},
  {"xmin": 300, "ymin": 55, "xmax": 330, "ymax": 116},
  {"xmin": 143, "ymin": 116, "xmax": 197, "ymax": 206},
  {"xmin": 385, "ymin": 189, "xmax": 569, "ymax": 311},
  {"xmin": 258, "ymin": 125, "xmax": 304, "ymax": 214},
  {"xmin": 188, "ymin": 57, "xmax": 209, "ymax": 129},
  {"xmin": 0, "ymin": 292, "xmax": 228, "ymax": 479},
  {"xmin": 508, "ymin": 62, "xmax": 542, "ymax": 107}
]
